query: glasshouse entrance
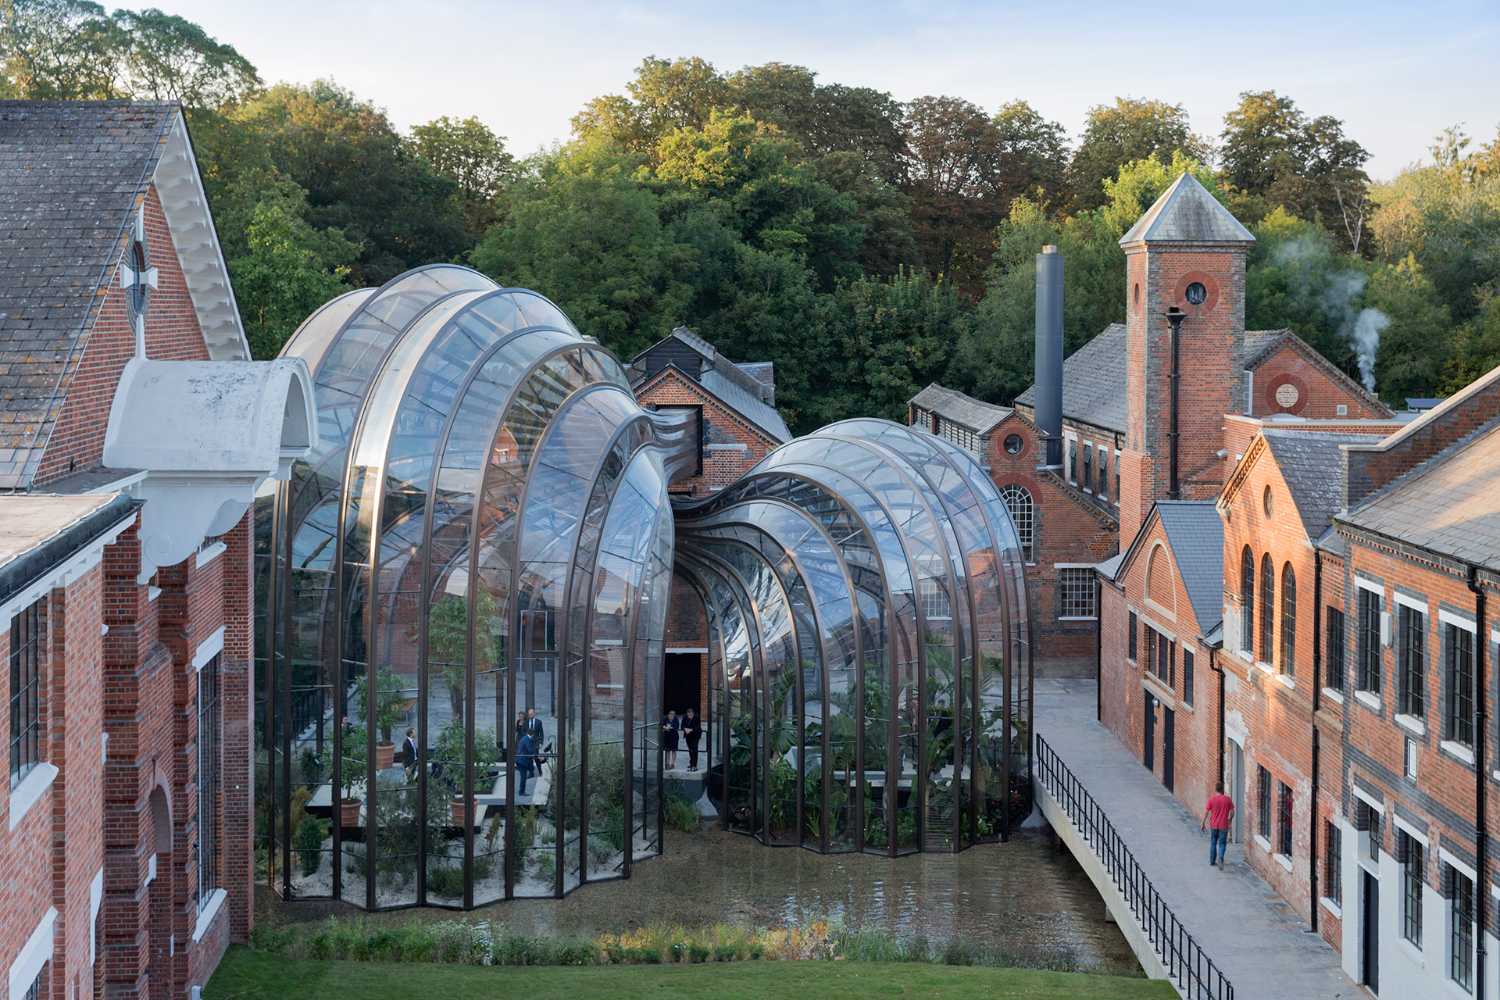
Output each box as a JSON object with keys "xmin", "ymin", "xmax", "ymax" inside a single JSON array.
[{"xmin": 257, "ymin": 267, "xmax": 1030, "ymax": 911}]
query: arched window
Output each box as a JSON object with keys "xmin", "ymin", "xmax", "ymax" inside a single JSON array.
[
  {"xmin": 1280, "ymin": 563, "xmax": 1297, "ymax": 677},
  {"xmin": 1240, "ymin": 547, "xmax": 1254, "ymax": 656},
  {"xmin": 999, "ymin": 484, "xmax": 1035, "ymax": 563},
  {"xmin": 1260, "ymin": 554, "xmax": 1275, "ymax": 664}
]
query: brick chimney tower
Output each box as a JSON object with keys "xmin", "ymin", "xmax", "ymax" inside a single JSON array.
[{"xmin": 1117, "ymin": 173, "xmax": 1255, "ymax": 546}]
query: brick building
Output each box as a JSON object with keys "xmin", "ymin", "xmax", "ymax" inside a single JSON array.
[
  {"xmin": 0, "ymin": 102, "xmax": 312, "ymax": 998},
  {"xmin": 630, "ymin": 329, "xmax": 789, "ymax": 747}
]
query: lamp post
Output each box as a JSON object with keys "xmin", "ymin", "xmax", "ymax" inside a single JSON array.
[{"xmin": 1165, "ymin": 305, "xmax": 1187, "ymax": 500}]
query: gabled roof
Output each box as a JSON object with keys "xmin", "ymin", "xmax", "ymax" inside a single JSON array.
[
  {"xmin": 1014, "ymin": 323, "xmax": 1128, "ymax": 433},
  {"xmin": 1154, "ymin": 501, "xmax": 1225, "ymax": 633},
  {"xmin": 1120, "ymin": 173, "xmax": 1256, "ymax": 246},
  {"xmin": 1238, "ymin": 329, "xmax": 1392, "ymax": 417},
  {"xmin": 1340, "ymin": 415, "xmax": 1500, "ymax": 572},
  {"xmin": 1119, "ymin": 499, "xmax": 1223, "ymax": 633},
  {"xmin": 909, "ymin": 383, "xmax": 1010, "ymax": 435},
  {"xmin": 0, "ymin": 100, "xmax": 248, "ymax": 489},
  {"xmin": 697, "ymin": 368, "xmax": 792, "ymax": 443},
  {"xmin": 631, "ymin": 327, "xmax": 790, "ymax": 444},
  {"xmin": 1260, "ymin": 429, "xmax": 1369, "ymax": 539}
]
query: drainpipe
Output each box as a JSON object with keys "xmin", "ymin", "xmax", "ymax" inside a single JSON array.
[
  {"xmin": 1212, "ymin": 647, "xmax": 1225, "ymax": 784},
  {"xmin": 1096, "ymin": 575, "xmax": 1104, "ymax": 723},
  {"xmin": 1310, "ymin": 549, "xmax": 1323, "ymax": 933},
  {"xmin": 1468, "ymin": 564, "xmax": 1488, "ymax": 1000},
  {"xmin": 1165, "ymin": 306, "xmax": 1186, "ymax": 500}
]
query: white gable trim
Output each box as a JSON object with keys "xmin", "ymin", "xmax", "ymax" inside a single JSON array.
[{"xmin": 152, "ymin": 111, "xmax": 249, "ymax": 362}]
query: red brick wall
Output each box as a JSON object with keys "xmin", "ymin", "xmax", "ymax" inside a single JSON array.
[
  {"xmin": 35, "ymin": 185, "xmax": 212, "ymax": 487},
  {"xmin": 635, "ymin": 369, "xmax": 779, "ymax": 497},
  {"xmin": 1248, "ymin": 341, "xmax": 1387, "ymax": 420}
]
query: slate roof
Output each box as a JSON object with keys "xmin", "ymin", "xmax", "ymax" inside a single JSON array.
[
  {"xmin": 1015, "ymin": 323, "xmax": 1129, "ymax": 433},
  {"xmin": 909, "ymin": 383, "xmax": 1010, "ymax": 435},
  {"xmin": 1154, "ymin": 500, "xmax": 1225, "ymax": 632},
  {"xmin": 0, "ymin": 100, "xmax": 178, "ymax": 488},
  {"xmin": 1239, "ymin": 329, "xmax": 1392, "ymax": 417},
  {"xmin": 1340, "ymin": 416, "xmax": 1500, "ymax": 572},
  {"xmin": 1260, "ymin": 430, "xmax": 1370, "ymax": 539},
  {"xmin": 1120, "ymin": 173, "xmax": 1256, "ymax": 246},
  {"xmin": 698, "ymin": 368, "xmax": 792, "ymax": 443}
]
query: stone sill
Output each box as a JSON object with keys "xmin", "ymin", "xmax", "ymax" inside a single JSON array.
[
  {"xmin": 1274, "ymin": 852, "xmax": 1294, "ymax": 872},
  {"xmin": 192, "ymin": 888, "xmax": 227, "ymax": 943},
  {"xmin": 1355, "ymin": 690, "xmax": 1382, "ymax": 713},
  {"xmin": 7, "ymin": 762, "xmax": 58, "ymax": 832},
  {"xmin": 1318, "ymin": 896, "xmax": 1343, "ymax": 920},
  {"xmin": 1321, "ymin": 687, "xmax": 1345, "ymax": 705},
  {"xmin": 1395, "ymin": 713, "xmax": 1426, "ymax": 738},
  {"xmin": 1439, "ymin": 740, "xmax": 1476, "ymax": 767}
]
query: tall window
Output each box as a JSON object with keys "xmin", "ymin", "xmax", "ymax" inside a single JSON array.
[
  {"xmin": 1280, "ymin": 564, "xmax": 1296, "ymax": 677},
  {"xmin": 9, "ymin": 597, "xmax": 44, "ymax": 789},
  {"xmin": 1324, "ymin": 819, "xmax": 1342, "ymax": 905},
  {"xmin": 1397, "ymin": 603, "xmax": 1425, "ymax": 717},
  {"xmin": 197, "ymin": 654, "xmax": 222, "ymax": 909},
  {"xmin": 999, "ymin": 485, "xmax": 1035, "ymax": 563},
  {"xmin": 1082, "ymin": 444, "xmax": 1093, "ymax": 491},
  {"xmin": 1357, "ymin": 588, "xmax": 1382, "ymax": 695},
  {"xmin": 1449, "ymin": 864, "xmax": 1475, "ymax": 990},
  {"xmin": 1444, "ymin": 622, "xmax": 1475, "ymax": 747},
  {"xmin": 1145, "ymin": 626, "xmax": 1174, "ymax": 686},
  {"xmin": 1259, "ymin": 554, "xmax": 1274, "ymax": 664},
  {"xmin": 1400, "ymin": 832, "xmax": 1424, "ymax": 946},
  {"xmin": 1256, "ymin": 766, "xmax": 1271, "ymax": 839},
  {"xmin": 1183, "ymin": 648, "xmax": 1195, "ymax": 706},
  {"xmin": 1239, "ymin": 547, "xmax": 1254, "ymax": 657},
  {"xmin": 1276, "ymin": 782, "xmax": 1293, "ymax": 856},
  {"xmin": 1358, "ymin": 800, "xmax": 1382, "ymax": 861},
  {"xmin": 1326, "ymin": 607, "xmax": 1346, "ymax": 692},
  {"xmin": 1058, "ymin": 568, "xmax": 1097, "ymax": 619},
  {"xmin": 1068, "ymin": 439, "xmax": 1077, "ymax": 483},
  {"xmin": 1097, "ymin": 449, "xmax": 1109, "ymax": 499},
  {"xmin": 1127, "ymin": 611, "xmax": 1138, "ymax": 661},
  {"xmin": 919, "ymin": 578, "xmax": 952, "ymax": 621}
]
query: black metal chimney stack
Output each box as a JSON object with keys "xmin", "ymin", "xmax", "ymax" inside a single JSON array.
[{"xmin": 1035, "ymin": 245, "xmax": 1064, "ymax": 468}]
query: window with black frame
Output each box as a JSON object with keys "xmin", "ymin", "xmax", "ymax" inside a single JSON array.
[
  {"xmin": 1323, "ymin": 819, "xmax": 1341, "ymax": 904},
  {"xmin": 1128, "ymin": 611, "xmax": 1138, "ymax": 661},
  {"xmin": 1276, "ymin": 781, "xmax": 1292, "ymax": 856},
  {"xmin": 1448, "ymin": 864, "xmax": 1474, "ymax": 990},
  {"xmin": 1279, "ymin": 564, "xmax": 1296, "ymax": 677},
  {"xmin": 1183, "ymin": 648, "xmax": 1194, "ymax": 706},
  {"xmin": 1259, "ymin": 554, "xmax": 1274, "ymax": 664},
  {"xmin": 1326, "ymin": 607, "xmax": 1345, "ymax": 692},
  {"xmin": 197, "ymin": 654, "xmax": 222, "ymax": 909},
  {"xmin": 1397, "ymin": 603, "xmax": 1425, "ymax": 718},
  {"xmin": 1400, "ymin": 832, "xmax": 1423, "ymax": 946},
  {"xmin": 1444, "ymin": 621, "xmax": 1475, "ymax": 747},
  {"xmin": 1082, "ymin": 444, "xmax": 1092, "ymax": 491},
  {"xmin": 1097, "ymin": 449, "xmax": 1108, "ymax": 499},
  {"xmin": 1239, "ymin": 548, "xmax": 1254, "ymax": 657},
  {"xmin": 9, "ymin": 597, "xmax": 44, "ymax": 789},
  {"xmin": 1357, "ymin": 588, "xmax": 1382, "ymax": 695},
  {"xmin": 1256, "ymin": 765, "xmax": 1271, "ymax": 839}
]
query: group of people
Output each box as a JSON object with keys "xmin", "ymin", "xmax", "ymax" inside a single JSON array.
[
  {"xmin": 660, "ymin": 707, "xmax": 701, "ymax": 771},
  {"xmin": 394, "ymin": 707, "xmax": 549, "ymax": 797}
]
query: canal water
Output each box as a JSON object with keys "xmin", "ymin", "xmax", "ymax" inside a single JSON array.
[{"xmin": 273, "ymin": 826, "xmax": 1140, "ymax": 976}]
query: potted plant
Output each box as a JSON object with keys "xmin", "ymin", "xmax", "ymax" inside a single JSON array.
[
  {"xmin": 433, "ymin": 719, "xmax": 501, "ymax": 827},
  {"xmin": 355, "ymin": 668, "xmax": 406, "ymax": 769},
  {"xmin": 419, "ymin": 591, "xmax": 502, "ymax": 720},
  {"xmin": 339, "ymin": 723, "xmax": 367, "ymax": 828}
]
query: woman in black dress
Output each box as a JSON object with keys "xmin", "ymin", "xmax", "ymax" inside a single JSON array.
[{"xmin": 661, "ymin": 709, "xmax": 680, "ymax": 770}]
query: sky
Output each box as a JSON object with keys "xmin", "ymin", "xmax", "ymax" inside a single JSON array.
[{"xmin": 167, "ymin": 0, "xmax": 1500, "ymax": 180}]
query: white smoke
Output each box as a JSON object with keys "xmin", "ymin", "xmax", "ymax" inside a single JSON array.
[
  {"xmin": 1350, "ymin": 309, "xmax": 1389, "ymax": 394},
  {"xmin": 1270, "ymin": 237, "xmax": 1390, "ymax": 395}
]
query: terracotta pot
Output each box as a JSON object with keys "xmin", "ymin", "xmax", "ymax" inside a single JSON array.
[
  {"xmin": 339, "ymin": 798, "xmax": 362, "ymax": 828},
  {"xmin": 375, "ymin": 742, "xmax": 395, "ymax": 769},
  {"xmin": 450, "ymin": 795, "xmax": 470, "ymax": 827}
]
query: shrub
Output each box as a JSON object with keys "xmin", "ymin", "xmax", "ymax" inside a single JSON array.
[
  {"xmin": 663, "ymin": 793, "xmax": 699, "ymax": 832},
  {"xmin": 295, "ymin": 815, "xmax": 329, "ymax": 877}
]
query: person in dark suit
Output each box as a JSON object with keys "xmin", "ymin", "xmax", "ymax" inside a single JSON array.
[
  {"xmin": 525, "ymin": 708, "xmax": 546, "ymax": 773},
  {"xmin": 661, "ymin": 709, "xmax": 680, "ymax": 770},
  {"xmin": 517, "ymin": 731, "xmax": 536, "ymax": 797},
  {"xmin": 681, "ymin": 708, "xmax": 702, "ymax": 770},
  {"xmin": 399, "ymin": 727, "xmax": 418, "ymax": 782}
]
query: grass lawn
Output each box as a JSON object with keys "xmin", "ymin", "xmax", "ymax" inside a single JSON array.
[{"xmin": 207, "ymin": 946, "xmax": 1175, "ymax": 999}]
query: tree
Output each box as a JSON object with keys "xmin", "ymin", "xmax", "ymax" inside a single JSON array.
[
  {"xmin": 410, "ymin": 115, "xmax": 516, "ymax": 237},
  {"xmin": 112, "ymin": 8, "xmax": 259, "ymax": 108},
  {"xmin": 571, "ymin": 55, "xmax": 728, "ymax": 160},
  {"xmin": 1219, "ymin": 91, "xmax": 1370, "ymax": 250},
  {"xmin": 228, "ymin": 81, "xmax": 468, "ymax": 286},
  {"xmin": 1067, "ymin": 97, "xmax": 1207, "ymax": 211},
  {"xmin": 1364, "ymin": 254, "xmax": 1453, "ymax": 402},
  {"xmin": 901, "ymin": 95, "xmax": 1004, "ymax": 288},
  {"xmin": 1, "ymin": 0, "xmax": 125, "ymax": 99},
  {"xmin": 227, "ymin": 181, "xmax": 356, "ymax": 359},
  {"xmin": 991, "ymin": 100, "xmax": 1069, "ymax": 211}
]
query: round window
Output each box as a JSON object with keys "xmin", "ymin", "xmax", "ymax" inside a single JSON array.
[
  {"xmin": 1262, "ymin": 485, "xmax": 1274, "ymax": 517},
  {"xmin": 1004, "ymin": 434, "xmax": 1023, "ymax": 455},
  {"xmin": 1185, "ymin": 281, "xmax": 1207, "ymax": 306},
  {"xmin": 1275, "ymin": 382, "xmax": 1301, "ymax": 409}
]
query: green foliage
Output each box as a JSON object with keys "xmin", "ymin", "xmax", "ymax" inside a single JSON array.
[
  {"xmin": 1067, "ymin": 98, "xmax": 1208, "ymax": 211},
  {"xmin": 431, "ymin": 719, "xmax": 501, "ymax": 796},
  {"xmin": 409, "ymin": 115, "xmax": 516, "ymax": 238},
  {"xmin": 340, "ymin": 723, "xmax": 366, "ymax": 800},
  {"xmin": 663, "ymin": 793, "xmax": 699, "ymax": 833},
  {"xmin": 353, "ymin": 668, "xmax": 406, "ymax": 745},
  {"xmin": 295, "ymin": 814, "xmax": 329, "ymax": 877}
]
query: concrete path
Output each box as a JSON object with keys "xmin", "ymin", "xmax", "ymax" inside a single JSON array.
[{"xmin": 1035, "ymin": 677, "xmax": 1360, "ymax": 1000}]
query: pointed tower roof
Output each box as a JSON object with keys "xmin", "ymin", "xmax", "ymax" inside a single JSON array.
[{"xmin": 1119, "ymin": 172, "xmax": 1255, "ymax": 247}]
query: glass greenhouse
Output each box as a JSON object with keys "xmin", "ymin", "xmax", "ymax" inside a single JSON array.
[
  {"xmin": 675, "ymin": 420, "xmax": 1032, "ymax": 853},
  {"xmin": 256, "ymin": 267, "xmax": 1030, "ymax": 911}
]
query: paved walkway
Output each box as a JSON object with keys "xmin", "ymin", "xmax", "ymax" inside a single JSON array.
[{"xmin": 1035, "ymin": 678, "xmax": 1360, "ymax": 1000}]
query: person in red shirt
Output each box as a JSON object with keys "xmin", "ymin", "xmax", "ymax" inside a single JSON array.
[{"xmin": 1201, "ymin": 782, "xmax": 1235, "ymax": 867}]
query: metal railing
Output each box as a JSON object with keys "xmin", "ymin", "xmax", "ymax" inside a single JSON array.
[{"xmin": 1035, "ymin": 733, "xmax": 1234, "ymax": 1000}]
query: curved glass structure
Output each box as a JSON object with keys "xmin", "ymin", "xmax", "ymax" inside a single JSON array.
[
  {"xmin": 255, "ymin": 271, "xmax": 1031, "ymax": 911},
  {"xmin": 673, "ymin": 420, "xmax": 1033, "ymax": 853},
  {"xmin": 256, "ymin": 267, "xmax": 691, "ymax": 908}
]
